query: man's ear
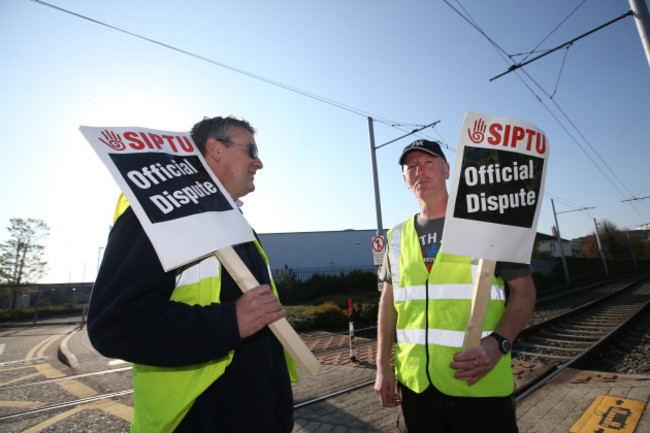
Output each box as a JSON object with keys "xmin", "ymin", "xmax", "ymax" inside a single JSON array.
[
  {"xmin": 402, "ymin": 173, "xmax": 412, "ymax": 191},
  {"xmin": 205, "ymin": 137, "xmax": 223, "ymax": 161}
]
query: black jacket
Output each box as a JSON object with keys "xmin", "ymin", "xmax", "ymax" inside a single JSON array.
[{"xmin": 88, "ymin": 207, "xmax": 293, "ymax": 432}]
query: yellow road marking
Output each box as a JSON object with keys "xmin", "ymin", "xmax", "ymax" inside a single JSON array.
[
  {"xmin": 15, "ymin": 327, "xmax": 133, "ymax": 431},
  {"xmin": 34, "ymin": 363, "xmax": 65, "ymax": 380},
  {"xmin": 55, "ymin": 378, "xmax": 98, "ymax": 399},
  {"xmin": 0, "ymin": 372, "xmax": 42, "ymax": 387},
  {"xmin": 19, "ymin": 400, "xmax": 133, "ymax": 433},
  {"xmin": 25, "ymin": 332, "xmax": 64, "ymax": 360},
  {"xmin": 0, "ymin": 400, "xmax": 44, "ymax": 409},
  {"xmin": 91, "ymin": 399, "xmax": 133, "ymax": 422},
  {"xmin": 0, "ymin": 364, "xmax": 46, "ymax": 372}
]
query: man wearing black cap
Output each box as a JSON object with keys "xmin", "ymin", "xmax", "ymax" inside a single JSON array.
[{"xmin": 374, "ymin": 139, "xmax": 536, "ymax": 433}]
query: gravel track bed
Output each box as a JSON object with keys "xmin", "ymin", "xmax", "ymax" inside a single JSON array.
[{"xmin": 521, "ymin": 276, "xmax": 650, "ymax": 375}]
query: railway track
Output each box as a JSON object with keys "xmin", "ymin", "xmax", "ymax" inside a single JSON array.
[
  {"xmin": 513, "ymin": 272, "xmax": 650, "ymax": 400},
  {"xmin": 296, "ymin": 272, "xmax": 650, "ymax": 410}
]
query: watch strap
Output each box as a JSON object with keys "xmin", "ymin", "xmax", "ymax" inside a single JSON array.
[{"xmin": 490, "ymin": 332, "xmax": 511, "ymax": 354}]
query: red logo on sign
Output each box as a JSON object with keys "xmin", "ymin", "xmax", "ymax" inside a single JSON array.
[
  {"xmin": 98, "ymin": 130, "xmax": 195, "ymax": 153},
  {"xmin": 98, "ymin": 130, "xmax": 126, "ymax": 151},
  {"xmin": 467, "ymin": 118, "xmax": 547, "ymax": 155}
]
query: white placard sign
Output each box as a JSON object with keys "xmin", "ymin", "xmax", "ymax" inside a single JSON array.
[
  {"xmin": 443, "ymin": 112, "xmax": 549, "ymax": 263},
  {"xmin": 80, "ymin": 126, "xmax": 255, "ymax": 271}
]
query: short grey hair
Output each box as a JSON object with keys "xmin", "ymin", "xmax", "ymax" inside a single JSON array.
[{"xmin": 190, "ymin": 115, "xmax": 255, "ymax": 154}]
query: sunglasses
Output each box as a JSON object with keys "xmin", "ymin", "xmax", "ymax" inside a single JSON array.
[{"xmin": 217, "ymin": 138, "xmax": 259, "ymax": 160}]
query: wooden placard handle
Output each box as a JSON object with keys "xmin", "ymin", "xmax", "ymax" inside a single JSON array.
[
  {"xmin": 462, "ymin": 259, "xmax": 496, "ymax": 350},
  {"xmin": 214, "ymin": 247, "xmax": 321, "ymax": 378}
]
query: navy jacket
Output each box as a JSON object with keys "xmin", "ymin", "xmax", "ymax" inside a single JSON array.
[{"xmin": 88, "ymin": 207, "xmax": 293, "ymax": 432}]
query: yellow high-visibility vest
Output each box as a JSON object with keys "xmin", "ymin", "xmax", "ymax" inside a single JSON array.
[
  {"xmin": 112, "ymin": 195, "xmax": 298, "ymax": 432},
  {"xmin": 388, "ymin": 216, "xmax": 513, "ymax": 397}
]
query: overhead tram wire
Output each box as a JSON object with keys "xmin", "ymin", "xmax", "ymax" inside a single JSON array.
[
  {"xmin": 516, "ymin": 68, "xmax": 646, "ymax": 223},
  {"xmin": 546, "ymin": 194, "xmax": 588, "ymax": 209},
  {"xmin": 518, "ymin": 0, "xmax": 588, "ymax": 65},
  {"xmin": 515, "ymin": 1, "xmax": 585, "ymax": 97},
  {"xmin": 516, "ymin": 65, "xmax": 645, "ymax": 225},
  {"xmin": 28, "ymin": 0, "xmax": 428, "ymax": 137},
  {"xmin": 518, "ymin": 68, "xmax": 634, "ymax": 201},
  {"xmin": 444, "ymin": 1, "xmax": 643, "ymax": 218},
  {"xmin": 489, "ymin": 10, "xmax": 635, "ymax": 82},
  {"xmin": 545, "ymin": 191, "xmax": 595, "ymax": 216},
  {"xmin": 443, "ymin": 0, "xmax": 510, "ymax": 59}
]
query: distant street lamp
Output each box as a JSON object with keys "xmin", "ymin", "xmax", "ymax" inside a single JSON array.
[{"xmin": 97, "ymin": 246, "xmax": 105, "ymax": 276}]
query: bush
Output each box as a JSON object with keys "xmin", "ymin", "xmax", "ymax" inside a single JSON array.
[
  {"xmin": 285, "ymin": 306, "xmax": 315, "ymax": 332},
  {"xmin": 275, "ymin": 267, "xmax": 379, "ymax": 305},
  {"xmin": 356, "ymin": 301, "xmax": 379, "ymax": 322},
  {"xmin": 284, "ymin": 293, "xmax": 381, "ymax": 331},
  {"xmin": 303, "ymin": 302, "xmax": 348, "ymax": 329},
  {"xmin": 0, "ymin": 306, "xmax": 82, "ymax": 322},
  {"xmin": 286, "ymin": 302, "xmax": 348, "ymax": 331}
]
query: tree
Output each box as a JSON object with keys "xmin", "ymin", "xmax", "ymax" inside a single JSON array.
[
  {"xmin": 580, "ymin": 235, "xmax": 600, "ymax": 259},
  {"xmin": 580, "ymin": 220, "xmax": 631, "ymax": 260},
  {"xmin": 0, "ymin": 218, "xmax": 49, "ymax": 284}
]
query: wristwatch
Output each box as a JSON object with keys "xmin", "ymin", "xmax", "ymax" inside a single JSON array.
[{"xmin": 490, "ymin": 332, "xmax": 512, "ymax": 354}]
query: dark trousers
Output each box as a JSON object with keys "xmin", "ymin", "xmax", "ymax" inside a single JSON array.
[{"xmin": 395, "ymin": 382, "xmax": 519, "ymax": 433}]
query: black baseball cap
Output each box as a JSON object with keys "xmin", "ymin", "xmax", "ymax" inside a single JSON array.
[{"xmin": 398, "ymin": 139, "xmax": 447, "ymax": 165}]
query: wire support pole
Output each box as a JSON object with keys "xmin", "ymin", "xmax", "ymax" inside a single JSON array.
[
  {"xmin": 367, "ymin": 118, "xmax": 441, "ymax": 237},
  {"xmin": 550, "ymin": 199, "xmax": 571, "ymax": 284},
  {"xmin": 368, "ymin": 117, "xmax": 384, "ymax": 237},
  {"xmin": 593, "ymin": 218, "xmax": 610, "ymax": 276},
  {"xmin": 630, "ymin": 0, "xmax": 650, "ymax": 69},
  {"xmin": 490, "ymin": 10, "xmax": 635, "ymax": 81}
]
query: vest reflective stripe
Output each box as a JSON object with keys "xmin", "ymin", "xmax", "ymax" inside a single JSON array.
[
  {"xmin": 111, "ymin": 196, "xmax": 298, "ymax": 432},
  {"xmin": 393, "ymin": 283, "xmax": 506, "ymax": 302},
  {"xmin": 388, "ymin": 217, "xmax": 513, "ymax": 397},
  {"xmin": 397, "ymin": 328, "xmax": 493, "ymax": 348}
]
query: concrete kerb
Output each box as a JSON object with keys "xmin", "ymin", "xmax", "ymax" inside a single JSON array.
[{"xmin": 58, "ymin": 326, "xmax": 82, "ymax": 369}]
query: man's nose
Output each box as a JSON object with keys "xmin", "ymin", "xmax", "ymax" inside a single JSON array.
[{"xmin": 253, "ymin": 157, "xmax": 263, "ymax": 169}]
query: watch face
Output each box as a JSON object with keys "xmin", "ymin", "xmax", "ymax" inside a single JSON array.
[{"xmin": 502, "ymin": 340, "xmax": 512, "ymax": 353}]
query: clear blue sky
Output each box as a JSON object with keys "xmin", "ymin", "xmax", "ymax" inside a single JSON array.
[{"xmin": 1, "ymin": 0, "xmax": 649, "ymax": 283}]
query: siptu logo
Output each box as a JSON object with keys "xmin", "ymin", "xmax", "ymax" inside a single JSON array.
[
  {"xmin": 98, "ymin": 130, "xmax": 126, "ymax": 151},
  {"xmin": 468, "ymin": 118, "xmax": 486, "ymax": 144}
]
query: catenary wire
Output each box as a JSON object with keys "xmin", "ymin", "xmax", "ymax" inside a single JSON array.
[
  {"xmin": 444, "ymin": 0, "xmax": 644, "ymax": 223},
  {"xmin": 550, "ymin": 45, "xmax": 571, "ymax": 99},
  {"xmin": 27, "ymin": 0, "xmax": 436, "ymax": 141},
  {"xmin": 30, "ymin": 0, "xmax": 644, "ymax": 220},
  {"xmin": 519, "ymin": 0, "xmax": 588, "ymax": 64}
]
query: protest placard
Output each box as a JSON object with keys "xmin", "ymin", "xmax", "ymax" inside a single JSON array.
[
  {"xmin": 80, "ymin": 126, "xmax": 255, "ymax": 271},
  {"xmin": 444, "ymin": 112, "xmax": 549, "ymax": 263},
  {"xmin": 442, "ymin": 112, "xmax": 549, "ymax": 349},
  {"xmin": 81, "ymin": 125, "xmax": 321, "ymax": 378}
]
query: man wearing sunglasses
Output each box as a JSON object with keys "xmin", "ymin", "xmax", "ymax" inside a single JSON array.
[{"xmin": 88, "ymin": 116, "xmax": 297, "ymax": 432}]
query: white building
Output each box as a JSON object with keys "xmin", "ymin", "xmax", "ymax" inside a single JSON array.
[
  {"xmin": 258, "ymin": 229, "xmax": 569, "ymax": 279},
  {"xmin": 535, "ymin": 232, "xmax": 572, "ymax": 258},
  {"xmin": 259, "ymin": 229, "xmax": 385, "ymax": 275}
]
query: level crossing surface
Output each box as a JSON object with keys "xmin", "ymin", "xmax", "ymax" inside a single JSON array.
[{"xmin": 51, "ymin": 328, "xmax": 650, "ymax": 433}]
